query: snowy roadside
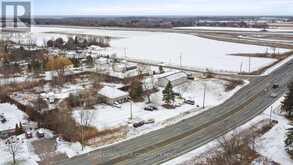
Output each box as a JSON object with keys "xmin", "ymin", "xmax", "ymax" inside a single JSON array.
[
  {"xmin": 59, "ymin": 79, "xmax": 248, "ymax": 158},
  {"xmin": 164, "ymin": 96, "xmax": 293, "ymax": 165}
]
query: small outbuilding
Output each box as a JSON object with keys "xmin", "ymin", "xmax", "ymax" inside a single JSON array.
[{"xmin": 97, "ymin": 86, "xmax": 129, "ymax": 105}]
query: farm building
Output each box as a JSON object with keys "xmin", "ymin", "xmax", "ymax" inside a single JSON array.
[
  {"xmin": 97, "ymin": 86, "xmax": 129, "ymax": 105},
  {"xmin": 157, "ymin": 71, "xmax": 188, "ymax": 87}
]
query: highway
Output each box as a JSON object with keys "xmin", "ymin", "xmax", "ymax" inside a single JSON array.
[{"xmin": 56, "ymin": 50, "xmax": 293, "ymax": 164}]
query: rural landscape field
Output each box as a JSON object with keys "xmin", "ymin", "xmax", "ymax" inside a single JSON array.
[{"xmin": 1, "ymin": 1, "xmax": 293, "ymax": 165}]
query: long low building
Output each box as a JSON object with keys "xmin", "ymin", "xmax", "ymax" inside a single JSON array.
[
  {"xmin": 157, "ymin": 71, "xmax": 188, "ymax": 87},
  {"xmin": 97, "ymin": 86, "xmax": 129, "ymax": 105}
]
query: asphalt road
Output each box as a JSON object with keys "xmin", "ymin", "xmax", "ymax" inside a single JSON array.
[{"xmin": 56, "ymin": 58, "xmax": 293, "ymax": 165}]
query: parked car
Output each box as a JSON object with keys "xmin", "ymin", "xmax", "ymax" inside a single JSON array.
[
  {"xmin": 36, "ymin": 129, "xmax": 45, "ymax": 138},
  {"xmin": 133, "ymin": 121, "xmax": 145, "ymax": 128},
  {"xmin": 113, "ymin": 102, "xmax": 122, "ymax": 108},
  {"xmin": 174, "ymin": 92, "xmax": 182, "ymax": 97},
  {"xmin": 144, "ymin": 119, "xmax": 155, "ymax": 124},
  {"xmin": 144, "ymin": 105, "xmax": 158, "ymax": 111},
  {"xmin": 25, "ymin": 131, "xmax": 33, "ymax": 139},
  {"xmin": 0, "ymin": 114, "xmax": 7, "ymax": 123},
  {"xmin": 184, "ymin": 100, "xmax": 195, "ymax": 105}
]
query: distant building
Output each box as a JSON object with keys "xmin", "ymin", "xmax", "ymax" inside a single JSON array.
[
  {"xmin": 97, "ymin": 86, "xmax": 129, "ymax": 105},
  {"xmin": 157, "ymin": 71, "xmax": 188, "ymax": 87}
]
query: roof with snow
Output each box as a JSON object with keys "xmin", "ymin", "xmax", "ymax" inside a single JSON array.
[
  {"xmin": 98, "ymin": 86, "xmax": 129, "ymax": 99},
  {"xmin": 157, "ymin": 71, "xmax": 187, "ymax": 81}
]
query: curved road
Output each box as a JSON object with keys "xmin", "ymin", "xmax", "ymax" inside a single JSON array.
[{"xmin": 56, "ymin": 58, "xmax": 293, "ymax": 165}]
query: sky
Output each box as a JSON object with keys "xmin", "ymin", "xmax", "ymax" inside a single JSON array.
[{"xmin": 10, "ymin": 0, "xmax": 293, "ymax": 16}]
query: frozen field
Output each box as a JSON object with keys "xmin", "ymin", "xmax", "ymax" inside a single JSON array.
[{"xmin": 26, "ymin": 27, "xmax": 290, "ymax": 72}]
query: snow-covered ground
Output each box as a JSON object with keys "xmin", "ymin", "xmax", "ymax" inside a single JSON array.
[
  {"xmin": 0, "ymin": 103, "xmax": 29, "ymax": 131},
  {"xmin": 0, "ymin": 135, "xmax": 39, "ymax": 165},
  {"xmin": 25, "ymin": 26, "xmax": 289, "ymax": 73},
  {"xmin": 52, "ymin": 78, "xmax": 245, "ymax": 159},
  {"xmin": 255, "ymin": 98, "xmax": 293, "ymax": 165},
  {"xmin": 73, "ymin": 79, "xmax": 246, "ymax": 131},
  {"xmin": 0, "ymin": 129, "xmax": 54, "ymax": 165},
  {"xmin": 164, "ymin": 96, "xmax": 293, "ymax": 165}
]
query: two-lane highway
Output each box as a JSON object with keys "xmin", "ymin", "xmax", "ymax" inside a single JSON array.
[{"xmin": 57, "ymin": 57, "xmax": 293, "ymax": 165}]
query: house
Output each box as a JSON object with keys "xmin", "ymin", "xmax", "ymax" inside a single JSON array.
[
  {"xmin": 157, "ymin": 71, "xmax": 188, "ymax": 87},
  {"xmin": 97, "ymin": 86, "xmax": 129, "ymax": 105}
]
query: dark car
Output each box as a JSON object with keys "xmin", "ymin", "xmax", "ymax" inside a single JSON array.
[
  {"xmin": 144, "ymin": 105, "xmax": 158, "ymax": 111},
  {"xmin": 37, "ymin": 129, "xmax": 45, "ymax": 138},
  {"xmin": 184, "ymin": 100, "xmax": 195, "ymax": 105},
  {"xmin": 174, "ymin": 92, "xmax": 182, "ymax": 97},
  {"xmin": 133, "ymin": 121, "xmax": 145, "ymax": 128},
  {"xmin": 25, "ymin": 131, "xmax": 33, "ymax": 139}
]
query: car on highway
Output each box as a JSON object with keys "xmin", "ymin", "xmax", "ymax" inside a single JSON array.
[{"xmin": 133, "ymin": 121, "xmax": 145, "ymax": 128}]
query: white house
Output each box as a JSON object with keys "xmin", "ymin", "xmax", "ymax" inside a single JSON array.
[
  {"xmin": 157, "ymin": 71, "xmax": 188, "ymax": 87},
  {"xmin": 97, "ymin": 86, "xmax": 129, "ymax": 105}
]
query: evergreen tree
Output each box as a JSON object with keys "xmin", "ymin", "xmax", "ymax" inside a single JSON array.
[
  {"xmin": 163, "ymin": 81, "xmax": 175, "ymax": 105},
  {"xmin": 129, "ymin": 80, "xmax": 143, "ymax": 100},
  {"xmin": 282, "ymin": 82, "xmax": 293, "ymax": 118}
]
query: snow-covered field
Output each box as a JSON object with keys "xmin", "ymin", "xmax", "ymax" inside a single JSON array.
[
  {"xmin": 25, "ymin": 26, "xmax": 288, "ymax": 73},
  {"xmin": 0, "ymin": 103, "xmax": 28, "ymax": 131},
  {"xmin": 164, "ymin": 96, "xmax": 293, "ymax": 165}
]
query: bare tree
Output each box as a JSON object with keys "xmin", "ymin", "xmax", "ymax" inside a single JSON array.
[
  {"xmin": 5, "ymin": 136, "xmax": 24, "ymax": 164},
  {"xmin": 143, "ymin": 76, "xmax": 156, "ymax": 103},
  {"xmin": 79, "ymin": 110, "xmax": 95, "ymax": 151}
]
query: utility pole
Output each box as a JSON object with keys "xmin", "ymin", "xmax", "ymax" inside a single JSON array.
[
  {"xmin": 130, "ymin": 100, "xmax": 133, "ymax": 121},
  {"xmin": 270, "ymin": 106, "xmax": 273, "ymax": 125},
  {"xmin": 180, "ymin": 53, "xmax": 182, "ymax": 67},
  {"xmin": 240, "ymin": 62, "xmax": 243, "ymax": 73},
  {"xmin": 203, "ymin": 84, "xmax": 206, "ymax": 109},
  {"xmin": 248, "ymin": 56, "xmax": 251, "ymax": 73}
]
